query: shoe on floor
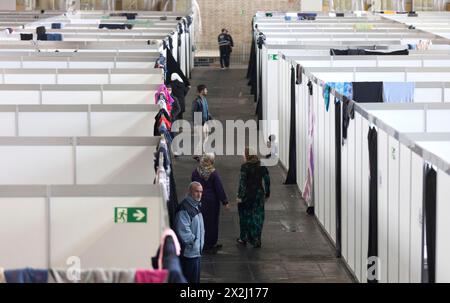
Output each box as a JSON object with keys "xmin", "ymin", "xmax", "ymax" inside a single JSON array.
[{"xmin": 236, "ymin": 238, "xmax": 247, "ymax": 246}]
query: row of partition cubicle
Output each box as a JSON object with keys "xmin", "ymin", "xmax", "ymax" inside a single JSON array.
[
  {"xmin": 253, "ymin": 11, "xmax": 450, "ymax": 283},
  {"xmin": 0, "ymin": 10, "xmax": 194, "ymax": 275}
]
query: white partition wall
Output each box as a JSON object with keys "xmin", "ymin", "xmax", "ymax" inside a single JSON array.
[
  {"xmin": 0, "ymin": 84, "xmax": 158, "ymax": 105},
  {"xmin": 0, "ymin": 137, "xmax": 159, "ymax": 185},
  {"xmin": 0, "ymin": 104, "xmax": 159, "ymax": 137},
  {"xmin": 0, "ymin": 184, "xmax": 168, "ymax": 269}
]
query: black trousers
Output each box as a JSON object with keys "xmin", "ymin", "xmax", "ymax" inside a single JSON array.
[
  {"xmin": 181, "ymin": 256, "xmax": 201, "ymax": 283},
  {"xmin": 422, "ymin": 165, "xmax": 437, "ymax": 283},
  {"xmin": 219, "ymin": 47, "xmax": 231, "ymax": 68},
  {"xmin": 367, "ymin": 127, "xmax": 378, "ymax": 283}
]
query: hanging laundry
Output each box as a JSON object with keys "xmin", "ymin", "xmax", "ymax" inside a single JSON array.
[
  {"xmin": 0, "ymin": 267, "xmax": 5, "ymax": 283},
  {"xmin": 353, "ymin": 23, "xmax": 374, "ymax": 31},
  {"xmin": 154, "ymin": 109, "xmax": 172, "ymax": 136},
  {"xmin": 363, "ymin": 49, "xmax": 409, "ymax": 56},
  {"xmin": 48, "ymin": 269, "xmax": 135, "ymax": 283},
  {"xmin": 20, "ymin": 33, "xmax": 33, "ymax": 40},
  {"xmin": 298, "ymin": 13, "xmax": 317, "ymax": 20},
  {"xmin": 46, "ymin": 33, "xmax": 63, "ymax": 41},
  {"xmin": 296, "ymin": 64, "xmax": 303, "ymax": 85},
  {"xmin": 4, "ymin": 268, "xmax": 48, "ymax": 283},
  {"xmin": 352, "ymin": 82, "xmax": 384, "ymax": 103},
  {"xmin": 135, "ymin": 269, "xmax": 169, "ymax": 283},
  {"xmin": 151, "ymin": 229, "xmax": 186, "ymax": 283},
  {"xmin": 330, "ymin": 48, "xmax": 409, "ymax": 56},
  {"xmin": 423, "ymin": 165, "xmax": 437, "ymax": 283},
  {"xmin": 165, "ymin": 46, "xmax": 190, "ymax": 86},
  {"xmin": 256, "ymin": 32, "xmax": 266, "ymax": 49},
  {"xmin": 98, "ymin": 24, "xmax": 133, "ymax": 30},
  {"xmin": 156, "ymin": 166, "xmax": 170, "ymax": 202},
  {"xmin": 154, "ymin": 142, "xmax": 171, "ymax": 173},
  {"xmin": 323, "ymin": 82, "xmax": 353, "ymax": 111},
  {"xmin": 342, "ymin": 99, "xmax": 355, "ymax": 144},
  {"xmin": 155, "ymin": 84, "xmax": 174, "ymax": 106},
  {"xmin": 382, "ymin": 82, "xmax": 415, "ymax": 103},
  {"xmin": 334, "ymin": 97, "xmax": 342, "ymax": 256},
  {"xmin": 285, "ymin": 66, "xmax": 297, "ymax": 185},
  {"xmin": 302, "ymin": 80, "xmax": 315, "ymax": 210},
  {"xmin": 367, "ymin": 127, "xmax": 378, "ymax": 283},
  {"xmin": 417, "ymin": 40, "xmax": 432, "ymax": 50},
  {"xmin": 159, "ymin": 123, "xmax": 173, "ymax": 146}
]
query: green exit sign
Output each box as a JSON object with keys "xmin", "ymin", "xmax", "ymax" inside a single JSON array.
[
  {"xmin": 115, "ymin": 207, "xmax": 147, "ymax": 223},
  {"xmin": 269, "ymin": 54, "xmax": 279, "ymax": 61}
]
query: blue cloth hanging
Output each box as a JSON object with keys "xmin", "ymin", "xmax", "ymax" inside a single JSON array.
[
  {"xmin": 324, "ymin": 82, "xmax": 353, "ymax": 111},
  {"xmin": 382, "ymin": 82, "xmax": 415, "ymax": 103}
]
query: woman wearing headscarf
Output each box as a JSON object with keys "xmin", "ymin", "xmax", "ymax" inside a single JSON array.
[
  {"xmin": 170, "ymin": 73, "xmax": 190, "ymax": 120},
  {"xmin": 236, "ymin": 147, "xmax": 270, "ymax": 248},
  {"xmin": 191, "ymin": 153, "xmax": 229, "ymax": 252}
]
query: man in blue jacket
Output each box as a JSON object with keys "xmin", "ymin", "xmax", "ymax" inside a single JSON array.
[{"xmin": 175, "ymin": 182, "xmax": 205, "ymax": 283}]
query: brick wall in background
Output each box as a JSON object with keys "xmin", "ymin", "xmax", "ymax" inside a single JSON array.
[{"xmin": 197, "ymin": 0, "xmax": 301, "ymax": 52}]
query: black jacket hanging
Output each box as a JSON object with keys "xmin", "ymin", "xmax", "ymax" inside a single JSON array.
[
  {"xmin": 422, "ymin": 165, "xmax": 437, "ymax": 283},
  {"xmin": 367, "ymin": 126, "xmax": 378, "ymax": 283},
  {"xmin": 165, "ymin": 45, "xmax": 190, "ymax": 86},
  {"xmin": 335, "ymin": 97, "xmax": 342, "ymax": 257},
  {"xmin": 248, "ymin": 29, "xmax": 257, "ymax": 98},
  {"xmin": 284, "ymin": 66, "xmax": 297, "ymax": 185}
]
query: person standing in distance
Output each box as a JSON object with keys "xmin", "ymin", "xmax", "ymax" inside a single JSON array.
[{"xmin": 218, "ymin": 28, "xmax": 234, "ymax": 69}]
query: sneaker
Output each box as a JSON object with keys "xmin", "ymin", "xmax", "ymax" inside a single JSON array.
[{"xmin": 236, "ymin": 238, "xmax": 247, "ymax": 246}]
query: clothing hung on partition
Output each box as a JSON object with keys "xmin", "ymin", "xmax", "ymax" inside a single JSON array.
[
  {"xmin": 0, "ymin": 267, "xmax": 5, "ymax": 283},
  {"xmin": 46, "ymin": 33, "xmax": 63, "ymax": 41},
  {"xmin": 296, "ymin": 64, "xmax": 303, "ymax": 85},
  {"xmin": 135, "ymin": 269, "xmax": 169, "ymax": 283},
  {"xmin": 352, "ymin": 82, "xmax": 384, "ymax": 103},
  {"xmin": 323, "ymin": 82, "xmax": 353, "ymax": 112},
  {"xmin": 334, "ymin": 97, "xmax": 342, "ymax": 256},
  {"xmin": 382, "ymin": 82, "xmax": 415, "ymax": 103},
  {"xmin": 20, "ymin": 33, "xmax": 33, "ymax": 40},
  {"xmin": 285, "ymin": 66, "xmax": 297, "ymax": 185},
  {"xmin": 48, "ymin": 269, "xmax": 136, "ymax": 283},
  {"xmin": 367, "ymin": 127, "xmax": 378, "ymax": 283},
  {"xmin": 156, "ymin": 166, "xmax": 170, "ymax": 202},
  {"xmin": 98, "ymin": 24, "xmax": 133, "ymax": 30},
  {"xmin": 330, "ymin": 48, "xmax": 409, "ymax": 56},
  {"xmin": 422, "ymin": 165, "xmax": 437, "ymax": 283},
  {"xmin": 302, "ymin": 80, "xmax": 315, "ymax": 210},
  {"xmin": 165, "ymin": 46, "xmax": 190, "ymax": 86},
  {"xmin": 4, "ymin": 268, "xmax": 48, "ymax": 283}
]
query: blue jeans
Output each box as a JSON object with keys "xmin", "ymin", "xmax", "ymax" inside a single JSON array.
[{"xmin": 181, "ymin": 256, "xmax": 201, "ymax": 283}]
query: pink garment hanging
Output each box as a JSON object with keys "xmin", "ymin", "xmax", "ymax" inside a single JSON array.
[
  {"xmin": 157, "ymin": 228, "xmax": 182, "ymax": 270},
  {"xmin": 302, "ymin": 82, "xmax": 315, "ymax": 206},
  {"xmin": 135, "ymin": 269, "xmax": 168, "ymax": 283},
  {"xmin": 154, "ymin": 84, "xmax": 174, "ymax": 105}
]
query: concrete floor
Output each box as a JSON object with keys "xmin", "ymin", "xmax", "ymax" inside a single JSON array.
[{"xmin": 172, "ymin": 67, "xmax": 355, "ymax": 283}]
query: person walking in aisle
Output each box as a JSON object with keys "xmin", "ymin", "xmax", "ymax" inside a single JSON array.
[
  {"xmin": 192, "ymin": 84, "xmax": 213, "ymax": 161},
  {"xmin": 236, "ymin": 147, "xmax": 271, "ymax": 248},
  {"xmin": 170, "ymin": 73, "xmax": 190, "ymax": 120},
  {"xmin": 175, "ymin": 182, "xmax": 205, "ymax": 283},
  {"xmin": 191, "ymin": 153, "xmax": 230, "ymax": 253},
  {"xmin": 218, "ymin": 28, "xmax": 234, "ymax": 69}
]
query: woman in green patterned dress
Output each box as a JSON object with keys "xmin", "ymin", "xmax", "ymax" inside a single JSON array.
[{"xmin": 236, "ymin": 147, "xmax": 271, "ymax": 248}]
